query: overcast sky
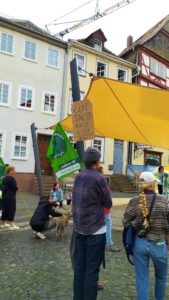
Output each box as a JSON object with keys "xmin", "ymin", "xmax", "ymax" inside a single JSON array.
[{"xmin": 0, "ymin": 0, "xmax": 168, "ymax": 54}]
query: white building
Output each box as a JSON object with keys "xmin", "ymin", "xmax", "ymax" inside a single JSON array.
[{"xmin": 0, "ymin": 16, "xmax": 67, "ymax": 191}]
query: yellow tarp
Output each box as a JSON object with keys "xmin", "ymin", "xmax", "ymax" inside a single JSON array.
[{"xmin": 54, "ymin": 77, "xmax": 169, "ymax": 149}]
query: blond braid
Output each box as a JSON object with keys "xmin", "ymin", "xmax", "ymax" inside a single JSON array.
[{"xmin": 139, "ymin": 182, "xmax": 152, "ymax": 228}]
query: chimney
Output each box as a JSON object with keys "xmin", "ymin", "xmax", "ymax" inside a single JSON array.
[{"xmin": 127, "ymin": 35, "xmax": 133, "ymax": 48}]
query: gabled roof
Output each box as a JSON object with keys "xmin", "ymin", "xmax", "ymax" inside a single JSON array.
[
  {"xmin": 120, "ymin": 14, "xmax": 169, "ymax": 56},
  {"xmin": 0, "ymin": 16, "xmax": 67, "ymax": 47},
  {"xmin": 78, "ymin": 29, "xmax": 107, "ymax": 43},
  {"xmin": 77, "ymin": 29, "xmax": 116, "ymax": 56}
]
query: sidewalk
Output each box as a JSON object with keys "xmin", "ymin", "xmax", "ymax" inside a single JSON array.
[{"xmin": 0, "ymin": 191, "xmax": 133, "ymax": 232}]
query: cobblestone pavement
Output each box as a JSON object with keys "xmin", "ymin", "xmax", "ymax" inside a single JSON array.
[{"xmin": 0, "ymin": 193, "xmax": 169, "ymax": 300}]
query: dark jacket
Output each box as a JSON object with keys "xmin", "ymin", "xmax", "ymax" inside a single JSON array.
[
  {"xmin": 72, "ymin": 168, "xmax": 112, "ymax": 235},
  {"xmin": 30, "ymin": 198, "xmax": 62, "ymax": 231}
]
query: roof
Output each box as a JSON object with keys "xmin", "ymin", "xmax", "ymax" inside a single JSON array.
[
  {"xmin": 78, "ymin": 29, "xmax": 107, "ymax": 42},
  {"xmin": 120, "ymin": 14, "xmax": 169, "ymax": 56},
  {"xmin": 70, "ymin": 40, "xmax": 137, "ymax": 69},
  {"xmin": 55, "ymin": 77, "xmax": 169, "ymax": 149},
  {"xmin": 0, "ymin": 16, "xmax": 67, "ymax": 47},
  {"xmin": 77, "ymin": 29, "xmax": 116, "ymax": 56}
]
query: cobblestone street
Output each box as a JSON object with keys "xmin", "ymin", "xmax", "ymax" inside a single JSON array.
[{"xmin": 0, "ymin": 193, "xmax": 169, "ymax": 300}]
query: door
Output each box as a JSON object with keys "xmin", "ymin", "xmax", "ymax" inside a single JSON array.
[
  {"xmin": 113, "ymin": 139, "xmax": 124, "ymax": 174},
  {"xmin": 37, "ymin": 134, "xmax": 53, "ymax": 175}
]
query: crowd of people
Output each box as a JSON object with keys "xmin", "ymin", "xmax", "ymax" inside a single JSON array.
[{"xmin": 0, "ymin": 150, "xmax": 169, "ymax": 300}]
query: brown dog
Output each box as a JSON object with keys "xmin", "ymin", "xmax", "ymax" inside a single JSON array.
[{"xmin": 56, "ymin": 211, "xmax": 72, "ymax": 240}]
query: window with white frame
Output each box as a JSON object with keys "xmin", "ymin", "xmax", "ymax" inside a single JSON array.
[
  {"xmin": 19, "ymin": 86, "xmax": 34, "ymax": 110},
  {"xmin": 48, "ymin": 48, "xmax": 58, "ymax": 67},
  {"xmin": 0, "ymin": 133, "xmax": 2, "ymax": 156},
  {"xmin": 0, "ymin": 132, "xmax": 5, "ymax": 157},
  {"xmin": 0, "ymin": 32, "xmax": 13, "ymax": 54},
  {"xmin": 13, "ymin": 134, "xmax": 28, "ymax": 159},
  {"xmin": 0, "ymin": 82, "xmax": 10, "ymax": 106},
  {"xmin": 150, "ymin": 58, "xmax": 166, "ymax": 79},
  {"xmin": 94, "ymin": 40, "xmax": 102, "ymax": 51},
  {"xmin": 73, "ymin": 52, "xmax": 86, "ymax": 76},
  {"xmin": 66, "ymin": 132, "xmax": 74, "ymax": 146},
  {"xmin": 118, "ymin": 68, "xmax": 128, "ymax": 82},
  {"xmin": 96, "ymin": 60, "xmax": 108, "ymax": 77},
  {"xmin": 42, "ymin": 92, "xmax": 56, "ymax": 114},
  {"xmin": 159, "ymin": 62, "xmax": 166, "ymax": 79},
  {"xmin": 68, "ymin": 90, "xmax": 85, "ymax": 114},
  {"xmin": 24, "ymin": 40, "xmax": 36, "ymax": 60},
  {"xmin": 92, "ymin": 137, "xmax": 105, "ymax": 162}
]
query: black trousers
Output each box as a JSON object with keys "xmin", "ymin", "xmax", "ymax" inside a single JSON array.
[
  {"xmin": 158, "ymin": 185, "xmax": 163, "ymax": 195},
  {"xmin": 73, "ymin": 232, "xmax": 106, "ymax": 300}
]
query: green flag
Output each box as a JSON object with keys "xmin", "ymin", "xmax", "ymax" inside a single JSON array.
[{"xmin": 47, "ymin": 123, "xmax": 83, "ymax": 181}]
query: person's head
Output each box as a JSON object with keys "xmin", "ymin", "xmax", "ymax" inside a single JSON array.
[
  {"xmin": 47, "ymin": 195, "xmax": 55, "ymax": 205},
  {"xmin": 139, "ymin": 172, "xmax": 156, "ymax": 227},
  {"xmin": 158, "ymin": 166, "xmax": 164, "ymax": 173},
  {"xmin": 139, "ymin": 172, "xmax": 156, "ymax": 192},
  {"xmin": 53, "ymin": 182, "xmax": 59, "ymax": 191},
  {"xmin": 84, "ymin": 147, "xmax": 101, "ymax": 169},
  {"xmin": 97, "ymin": 166, "xmax": 103, "ymax": 174},
  {"xmin": 5, "ymin": 166, "xmax": 15, "ymax": 176}
]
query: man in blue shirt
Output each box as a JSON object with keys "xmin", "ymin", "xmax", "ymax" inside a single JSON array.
[{"xmin": 72, "ymin": 147, "xmax": 112, "ymax": 300}]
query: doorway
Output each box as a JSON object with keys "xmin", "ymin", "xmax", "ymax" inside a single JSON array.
[{"xmin": 37, "ymin": 134, "xmax": 53, "ymax": 175}]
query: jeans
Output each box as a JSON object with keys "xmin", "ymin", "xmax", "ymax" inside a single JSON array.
[
  {"xmin": 73, "ymin": 232, "xmax": 106, "ymax": 300},
  {"xmin": 133, "ymin": 236, "xmax": 168, "ymax": 300},
  {"xmin": 105, "ymin": 213, "xmax": 113, "ymax": 247}
]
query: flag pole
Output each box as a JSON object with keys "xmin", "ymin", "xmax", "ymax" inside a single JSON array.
[
  {"xmin": 31, "ymin": 122, "xmax": 43, "ymax": 198},
  {"xmin": 70, "ymin": 58, "xmax": 84, "ymax": 162}
]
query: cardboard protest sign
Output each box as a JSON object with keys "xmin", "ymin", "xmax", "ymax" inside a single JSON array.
[{"xmin": 72, "ymin": 99, "xmax": 95, "ymax": 142}]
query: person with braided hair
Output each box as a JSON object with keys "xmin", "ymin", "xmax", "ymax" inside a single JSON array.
[{"xmin": 123, "ymin": 172, "xmax": 169, "ymax": 300}]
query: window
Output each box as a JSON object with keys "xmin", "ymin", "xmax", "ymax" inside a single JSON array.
[
  {"xmin": 150, "ymin": 58, "xmax": 166, "ymax": 79},
  {"xmin": 92, "ymin": 137, "xmax": 105, "ymax": 162},
  {"xmin": 48, "ymin": 48, "xmax": 58, "ymax": 67},
  {"xmin": 66, "ymin": 132, "xmax": 75, "ymax": 146},
  {"xmin": 0, "ymin": 133, "xmax": 2, "ymax": 156},
  {"xmin": 144, "ymin": 150, "xmax": 161, "ymax": 166},
  {"xmin": 73, "ymin": 52, "xmax": 86, "ymax": 76},
  {"xmin": 68, "ymin": 90, "xmax": 85, "ymax": 114},
  {"xmin": 13, "ymin": 134, "xmax": 28, "ymax": 159},
  {"xmin": 0, "ymin": 82, "xmax": 11, "ymax": 106},
  {"xmin": 0, "ymin": 132, "xmax": 6, "ymax": 158},
  {"xmin": 96, "ymin": 60, "xmax": 108, "ymax": 77},
  {"xmin": 18, "ymin": 86, "xmax": 34, "ymax": 110},
  {"xmin": 42, "ymin": 92, "xmax": 56, "ymax": 114},
  {"xmin": 159, "ymin": 63, "xmax": 166, "ymax": 79},
  {"xmin": 24, "ymin": 40, "xmax": 36, "ymax": 60},
  {"xmin": 94, "ymin": 40, "xmax": 102, "ymax": 51},
  {"xmin": 0, "ymin": 33, "xmax": 13, "ymax": 54},
  {"xmin": 118, "ymin": 68, "xmax": 128, "ymax": 82}
]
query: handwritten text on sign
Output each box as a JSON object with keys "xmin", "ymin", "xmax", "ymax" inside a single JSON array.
[{"xmin": 72, "ymin": 99, "xmax": 95, "ymax": 142}]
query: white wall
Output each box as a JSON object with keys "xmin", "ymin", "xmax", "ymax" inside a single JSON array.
[{"xmin": 0, "ymin": 26, "xmax": 66, "ymax": 173}]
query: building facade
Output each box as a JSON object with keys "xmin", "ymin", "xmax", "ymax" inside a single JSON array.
[
  {"xmin": 0, "ymin": 16, "xmax": 67, "ymax": 190},
  {"xmin": 61, "ymin": 29, "xmax": 137, "ymax": 175},
  {"xmin": 120, "ymin": 15, "xmax": 169, "ymax": 168}
]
